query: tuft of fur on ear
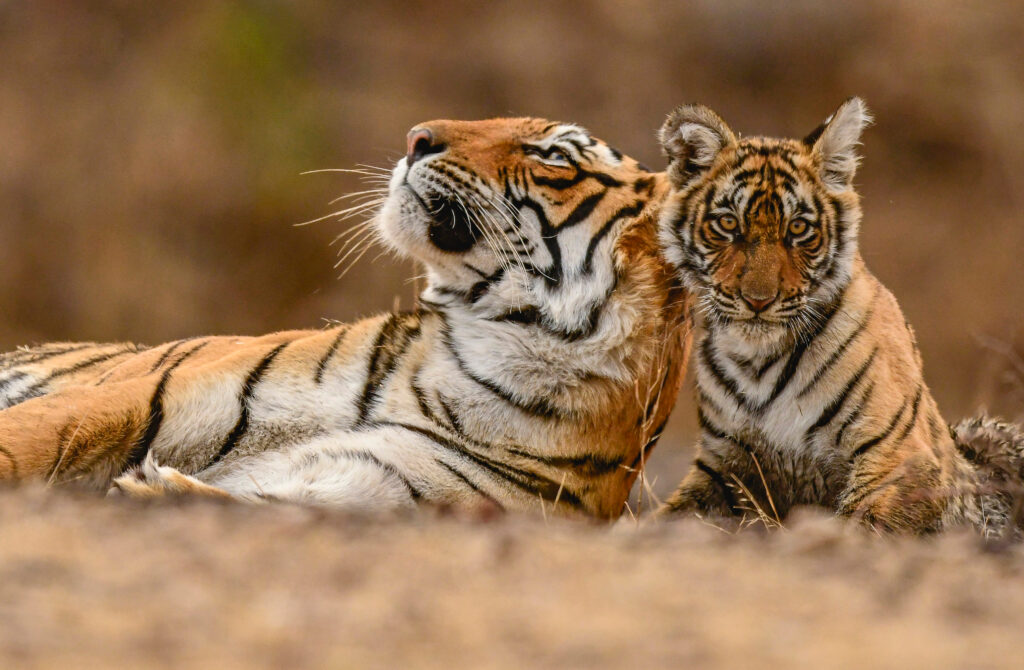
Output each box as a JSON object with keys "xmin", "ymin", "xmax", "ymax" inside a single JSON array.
[
  {"xmin": 805, "ymin": 97, "xmax": 873, "ymax": 191},
  {"xmin": 659, "ymin": 104, "xmax": 736, "ymax": 188}
]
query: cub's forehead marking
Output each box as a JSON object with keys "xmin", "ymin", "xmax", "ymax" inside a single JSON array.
[{"xmin": 710, "ymin": 167, "xmax": 817, "ymax": 220}]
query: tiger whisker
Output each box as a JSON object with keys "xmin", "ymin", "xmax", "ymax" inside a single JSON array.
[
  {"xmin": 333, "ymin": 226, "xmax": 380, "ymax": 270},
  {"xmin": 295, "ymin": 198, "xmax": 384, "ymax": 227},
  {"xmin": 327, "ymin": 188, "xmax": 389, "ymax": 206},
  {"xmin": 331, "ymin": 220, "xmax": 376, "ymax": 250},
  {"xmin": 337, "ymin": 236, "xmax": 379, "ymax": 279}
]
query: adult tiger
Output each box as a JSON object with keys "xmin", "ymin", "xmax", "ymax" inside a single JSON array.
[
  {"xmin": 656, "ymin": 98, "xmax": 1018, "ymax": 534},
  {"xmin": 0, "ymin": 118, "xmax": 690, "ymax": 519}
]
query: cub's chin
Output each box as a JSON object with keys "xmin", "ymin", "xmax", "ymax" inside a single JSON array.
[{"xmin": 733, "ymin": 316, "xmax": 787, "ymax": 337}]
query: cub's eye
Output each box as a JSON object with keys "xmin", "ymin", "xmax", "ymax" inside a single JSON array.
[
  {"xmin": 547, "ymin": 150, "xmax": 568, "ymax": 162},
  {"xmin": 788, "ymin": 218, "xmax": 811, "ymax": 237},
  {"xmin": 717, "ymin": 214, "xmax": 739, "ymax": 232}
]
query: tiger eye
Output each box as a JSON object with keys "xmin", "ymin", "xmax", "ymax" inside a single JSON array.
[
  {"xmin": 788, "ymin": 219, "xmax": 808, "ymax": 236},
  {"xmin": 718, "ymin": 215, "xmax": 738, "ymax": 232}
]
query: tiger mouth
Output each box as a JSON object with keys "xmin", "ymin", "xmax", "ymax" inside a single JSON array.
[{"xmin": 424, "ymin": 194, "xmax": 482, "ymax": 253}]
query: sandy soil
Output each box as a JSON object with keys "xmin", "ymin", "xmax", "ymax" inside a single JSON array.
[{"xmin": 3, "ymin": 486, "xmax": 1024, "ymax": 670}]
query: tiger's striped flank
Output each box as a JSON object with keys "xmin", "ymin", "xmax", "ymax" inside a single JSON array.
[{"xmin": 0, "ymin": 117, "xmax": 691, "ymax": 520}]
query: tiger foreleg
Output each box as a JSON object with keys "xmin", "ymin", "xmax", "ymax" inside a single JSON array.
[
  {"xmin": 837, "ymin": 452, "xmax": 950, "ymax": 533},
  {"xmin": 108, "ymin": 454, "xmax": 235, "ymax": 501},
  {"xmin": 659, "ymin": 460, "xmax": 739, "ymax": 521}
]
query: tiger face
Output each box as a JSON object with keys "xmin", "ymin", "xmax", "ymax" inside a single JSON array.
[
  {"xmin": 657, "ymin": 99, "xmax": 871, "ymax": 341},
  {"xmin": 376, "ymin": 118, "xmax": 665, "ymax": 339}
]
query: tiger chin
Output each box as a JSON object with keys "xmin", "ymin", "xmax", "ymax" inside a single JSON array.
[
  {"xmin": 0, "ymin": 118, "xmax": 691, "ymax": 520},
  {"xmin": 656, "ymin": 97, "xmax": 1020, "ymax": 536}
]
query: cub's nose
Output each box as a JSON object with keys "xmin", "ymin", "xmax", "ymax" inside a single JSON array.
[
  {"xmin": 741, "ymin": 292, "xmax": 778, "ymax": 313},
  {"xmin": 406, "ymin": 127, "xmax": 446, "ymax": 166}
]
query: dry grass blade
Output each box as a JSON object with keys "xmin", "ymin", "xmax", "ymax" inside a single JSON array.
[{"xmin": 729, "ymin": 474, "xmax": 783, "ymax": 530}]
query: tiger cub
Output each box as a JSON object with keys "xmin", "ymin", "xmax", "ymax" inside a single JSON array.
[
  {"xmin": 0, "ymin": 118, "xmax": 690, "ymax": 519},
  {"xmin": 656, "ymin": 98, "xmax": 1006, "ymax": 533}
]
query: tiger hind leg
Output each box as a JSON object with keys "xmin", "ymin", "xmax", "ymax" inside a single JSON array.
[{"xmin": 108, "ymin": 454, "xmax": 234, "ymax": 501}]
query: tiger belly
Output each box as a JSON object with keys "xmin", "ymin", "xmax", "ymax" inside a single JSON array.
[{"xmin": 194, "ymin": 427, "xmax": 496, "ymax": 510}]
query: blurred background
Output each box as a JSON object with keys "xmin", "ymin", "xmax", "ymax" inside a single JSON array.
[{"xmin": 1, "ymin": 0, "xmax": 1021, "ymax": 498}]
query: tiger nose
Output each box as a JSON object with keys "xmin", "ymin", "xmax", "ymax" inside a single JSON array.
[
  {"xmin": 741, "ymin": 291, "xmax": 778, "ymax": 313},
  {"xmin": 406, "ymin": 127, "xmax": 446, "ymax": 166}
]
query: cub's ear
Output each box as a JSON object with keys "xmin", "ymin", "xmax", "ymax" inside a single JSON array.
[
  {"xmin": 659, "ymin": 104, "xmax": 736, "ymax": 188},
  {"xmin": 804, "ymin": 97, "xmax": 873, "ymax": 191}
]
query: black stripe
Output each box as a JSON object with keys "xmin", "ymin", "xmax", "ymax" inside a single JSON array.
[
  {"xmin": 834, "ymin": 380, "xmax": 875, "ymax": 447},
  {"xmin": 894, "ymin": 385, "xmax": 924, "ymax": 442},
  {"xmin": 699, "ymin": 336, "xmax": 750, "ymax": 412},
  {"xmin": 1, "ymin": 343, "xmax": 98, "ymax": 368},
  {"xmin": 410, "ymin": 369, "xmax": 441, "ymax": 426},
  {"xmin": 491, "ymin": 306, "xmax": 542, "ymax": 327},
  {"xmin": 148, "ymin": 338, "xmax": 199, "ymax": 374},
  {"xmin": 351, "ymin": 450, "xmax": 422, "ymax": 500},
  {"xmin": 469, "ymin": 267, "xmax": 505, "ymax": 303},
  {"xmin": 633, "ymin": 176, "xmax": 655, "ymax": 194},
  {"xmin": 581, "ymin": 201, "xmax": 646, "ymax": 274},
  {"xmin": 641, "ymin": 415, "xmax": 670, "ymax": 453},
  {"xmin": 698, "ymin": 407, "xmax": 730, "ymax": 441},
  {"xmin": 122, "ymin": 341, "xmax": 211, "ymax": 473},
  {"xmin": 11, "ymin": 349, "xmax": 136, "ymax": 405},
  {"xmin": 851, "ymin": 393, "xmax": 911, "ymax": 460},
  {"xmin": 377, "ymin": 421, "xmax": 583, "ymax": 508},
  {"xmin": 729, "ymin": 352, "xmax": 784, "ymax": 381},
  {"xmin": 694, "ymin": 459, "xmax": 738, "ymax": 511},
  {"xmin": 758, "ymin": 296, "xmax": 842, "ymax": 411},
  {"xmin": 797, "ymin": 285, "xmax": 880, "ymax": 399},
  {"xmin": 626, "ymin": 416, "xmax": 671, "ymax": 472},
  {"xmin": 356, "ymin": 315, "xmax": 422, "ymax": 424},
  {"xmin": 559, "ymin": 191, "xmax": 605, "ymax": 229},
  {"xmin": 822, "ymin": 199, "xmax": 849, "ymax": 283},
  {"xmin": 695, "ymin": 384, "xmax": 727, "ymax": 418},
  {"xmin": 314, "ymin": 327, "xmax": 349, "ymax": 384},
  {"xmin": 510, "ymin": 195, "xmax": 561, "ymax": 286},
  {"xmin": 436, "ymin": 459, "xmax": 502, "ymax": 507},
  {"xmin": 209, "ymin": 342, "xmax": 290, "ymax": 466},
  {"xmin": 442, "ymin": 326, "xmax": 565, "ymax": 421},
  {"xmin": 437, "ymin": 395, "xmax": 469, "ymax": 440},
  {"xmin": 507, "ymin": 448, "xmax": 623, "ymax": 478},
  {"xmin": 809, "ymin": 347, "xmax": 878, "ymax": 433},
  {"xmin": 797, "ymin": 317, "xmax": 868, "ymax": 398}
]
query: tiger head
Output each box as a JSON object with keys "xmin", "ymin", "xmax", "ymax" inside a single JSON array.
[
  {"xmin": 376, "ymin": 117, "xmax": 672, "ymax": 348},
  {"xmin": 657, "ymin": 98, "xmax": 872, "ymax": 342}
]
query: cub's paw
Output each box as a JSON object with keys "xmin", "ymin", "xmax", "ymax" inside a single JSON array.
[{"xmin": 108, "ymin": 454, "xmax": 233, "ymax": 500}]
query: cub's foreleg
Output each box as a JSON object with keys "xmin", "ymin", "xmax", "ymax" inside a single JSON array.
[
  {"xmin": 661, "ymin": 457, "xmax": 738, "ymax": 519},
  {"xmin": 836, "ymin": 446, "xmax": 950, "ymax": 533}
]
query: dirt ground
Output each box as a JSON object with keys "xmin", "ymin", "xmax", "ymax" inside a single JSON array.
[{"xmin": 3, "ymin": 486, "xmax": 1024, "ymax": 670}]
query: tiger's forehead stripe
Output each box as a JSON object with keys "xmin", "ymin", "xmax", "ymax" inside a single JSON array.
[{"xmin": 533, "ymin": 124, "xmax": 626, "ymax": 168}]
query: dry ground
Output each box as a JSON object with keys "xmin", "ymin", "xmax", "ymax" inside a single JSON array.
[{"xmin": 3, "ymin": 486, "xmax": 1024, "ymax": 670}]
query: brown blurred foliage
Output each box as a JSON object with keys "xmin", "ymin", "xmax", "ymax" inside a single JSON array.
[{"xmin": 1, "ymin": 1, "xmax": 1022, "ymax": 494}]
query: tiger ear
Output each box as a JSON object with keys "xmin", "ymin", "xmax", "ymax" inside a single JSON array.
[
  {"xmin": 659, "ymin": 104, "xmax": 736, "ymax": 188},
  {"xmin": 804, "ymin": 97, "xmax": 873, "ymax": 191}
]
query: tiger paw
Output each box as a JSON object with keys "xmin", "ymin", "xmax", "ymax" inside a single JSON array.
[{"xmin": 108, "ymin": 454, "xmax": 233, "ymax": 500}]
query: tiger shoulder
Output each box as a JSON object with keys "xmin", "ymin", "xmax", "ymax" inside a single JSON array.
[{"xmin": 0, "ymin": 117, "xmax": 692, "ymax": 520}]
